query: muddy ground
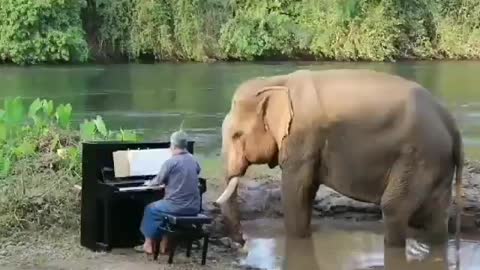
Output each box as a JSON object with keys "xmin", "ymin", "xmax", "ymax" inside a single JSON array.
[{"xmin": 1, "ymin": 163, "xmax": 479, "ymax": 270}]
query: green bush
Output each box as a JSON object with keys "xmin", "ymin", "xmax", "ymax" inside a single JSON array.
[
  {"xmin": 0, "ymin": 97, "xmax": 139, "ymax": 237},
  {"xmin": 129, "ymin": 0, "xmax": 176, "ymax": 60},
  {"xmin": 219, "ymin": 0, "xmax": 298, "ymax": 60},
  {"xmin": 95, "ymin": 0, "xmax": 134, "ymax": 55},
  {"xmin": 0, "ymin": 0, "xmax": 89, "ymax": 64},
  {"xmin": 1, "ymin": 0, "xmax": 480, "ymax": 63},
  {"xmin": 295, "ymin": 0, "xmax": 402, "ymax": 61},
  {"xmin": 128, "ymin": 0, "xmax": 208, "ymax": 61},
  {"xmin": 432, "ymin": 0, "xmax": 480, "ymax": 59}
]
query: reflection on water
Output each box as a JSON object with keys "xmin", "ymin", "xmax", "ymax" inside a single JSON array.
[
  {"xmin": 240, "ymin": 239, "xmax": 280, "ymax": 270},
  {"xmin": 240, "ymin": 219, "xmax": 480, "ymax": 270},
  {"xmin": 1, "ymin": 62, "xmax": 480, "ymax": 160}
]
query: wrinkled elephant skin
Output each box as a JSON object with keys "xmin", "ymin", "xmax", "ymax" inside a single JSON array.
[{"xmin": 216, "ymin": 69, "xmax": 464, "ymax": 248}]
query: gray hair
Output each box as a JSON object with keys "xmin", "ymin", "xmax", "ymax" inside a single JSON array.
[{"xmin": 170, "ymin": 130, "xmax": 188, "ymax": 149}]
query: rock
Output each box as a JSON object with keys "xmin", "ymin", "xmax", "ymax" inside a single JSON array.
[
  {"xmin": 219, "ymin": 237, "xmax": 233, "ymax": 248},
  {"xmin": 231, "ymin": 242, "xmax": 243, "ymax": 250},
  {"xmin": 204, "ymin": 165, "xmax": 480, "ymax": 240}
]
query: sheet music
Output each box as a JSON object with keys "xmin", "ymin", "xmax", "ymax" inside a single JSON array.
[
  {"xmin": 128, "ymin": 148, "xmax": 172, "ymax": 176},
  {"xmin": 112, "ymin": 148, "xmax": 172, "ymax": 178}
]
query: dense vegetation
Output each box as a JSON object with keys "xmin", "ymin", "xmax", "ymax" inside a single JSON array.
[
  {"xmin": 0, "ymin": 97, "xmax": 138, "ymax": 237},
  {"xmin": 0, "ymin": 0, "xmax": 480, "ymax": 64}
]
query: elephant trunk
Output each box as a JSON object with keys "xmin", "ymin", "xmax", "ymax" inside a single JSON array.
[
  {"xmin": 217, "ymin": 112, "xmax": 246, "ymax": 245},
  {"xmin": 219, "ymin": 181, "xmax": 245, "ymax": 245}
]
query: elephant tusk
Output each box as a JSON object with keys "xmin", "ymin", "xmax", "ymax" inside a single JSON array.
[{"xmin": 215, "ymin": 177, "xmax": 239, "ymax": 205}]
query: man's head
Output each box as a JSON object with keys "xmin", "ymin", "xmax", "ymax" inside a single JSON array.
[{"xmin": 170, "ymin": 130, "xmax": 188, "ymax": 154}]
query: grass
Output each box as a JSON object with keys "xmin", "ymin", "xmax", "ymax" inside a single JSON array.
[{"xmin": 0, "ymin": 97, "xmax": 140, "ymax": 240}]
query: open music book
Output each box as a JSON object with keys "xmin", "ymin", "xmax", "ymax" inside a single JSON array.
[{"xmin": 112, "ymin": 148, "xmax": 172, "ymax": 178}]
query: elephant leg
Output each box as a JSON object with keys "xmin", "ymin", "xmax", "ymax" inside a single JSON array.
[
  {"xmin": 281, "ymin": 160, "xmax": 318, "ymax": 238},
  {"xmin": 424, "ymin": 205, "xmax": 449, "ymax": 246},
  {"xmin": 381, "ymin": 154, "xmax": 422, "ymax": 247},
  {"xmin": 282, "ymin": 237, "xmax": 320, "ymax": 270},
  {"xmin": 424, "ymin": 182, "xmax": 452, "ymax": 246}
]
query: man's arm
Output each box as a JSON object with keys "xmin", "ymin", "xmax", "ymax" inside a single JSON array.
[
  {"xmin": 196, "ymin": 160, "xmax": 201, "ymax": 175},
  {"xmin": 144, "ymin": 160, "xmax": 172, "ymax": 186}
]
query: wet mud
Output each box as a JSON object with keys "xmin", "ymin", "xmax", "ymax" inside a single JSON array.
[{"xmin": 204, "ymin": 161, "xmax": 480, "ymax": 232}]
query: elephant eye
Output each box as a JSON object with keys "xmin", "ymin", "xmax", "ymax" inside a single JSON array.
[{"xmin": 232, "ymin": 131, "xmax": 243, "ymax": 139}]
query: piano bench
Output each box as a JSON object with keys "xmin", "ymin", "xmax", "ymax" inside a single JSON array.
[{"xmin": 153, "ymin": 213, "xmax": 212, "ymax": 265}]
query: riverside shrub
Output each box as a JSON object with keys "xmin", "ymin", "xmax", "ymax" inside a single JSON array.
[{"xmin": 0, "ymin": 0, "xmax": 89, "ymax": 64}]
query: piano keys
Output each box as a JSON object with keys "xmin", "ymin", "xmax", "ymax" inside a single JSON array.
[
  {"xmin": 80, "ymin": 141, "xmax": 207, "ymax": 252},
  {"xmin": 118, "ymin": 184, "xmax": 165, "ymax": 192}
]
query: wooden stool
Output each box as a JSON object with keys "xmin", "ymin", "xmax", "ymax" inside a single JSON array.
[{"xmin": 152, "ymin": 213, "xmax": 212, "ymax": 265}]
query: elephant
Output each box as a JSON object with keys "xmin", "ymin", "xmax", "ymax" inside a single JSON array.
[{"xmin": 214, "ymin": 68, "xmax": 464, "ymax": 248}]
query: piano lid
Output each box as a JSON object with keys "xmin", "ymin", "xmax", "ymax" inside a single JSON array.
[{"xmin": 113, "ymin": 148, "xmax": 172, "ymax": 178}]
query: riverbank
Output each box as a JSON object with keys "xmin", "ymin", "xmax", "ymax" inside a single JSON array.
[
  {"xmin": 1, "ymin": 159, "xmax": 479, "ymax": 269},
  {"xmin": 1, "ymin": 1, "xmax": 480, "ymax": 65}
]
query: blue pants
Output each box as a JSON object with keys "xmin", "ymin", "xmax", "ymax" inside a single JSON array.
[{"xmin": 140, "ymin": 200, "xmax": 197, "ymax": 239}]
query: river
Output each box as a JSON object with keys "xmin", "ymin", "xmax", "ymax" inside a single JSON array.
[{"xmin": 1, "ymin": 61, "xmax": 480, "ymax": 162}]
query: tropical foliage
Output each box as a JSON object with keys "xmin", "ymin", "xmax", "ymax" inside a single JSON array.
[
  {"xmin": 0, "ymin": 97, "xmax": 138, "ymax": 236},
  {"xmin": 1, "ymin": 0, "xmax": 480, "ymax": 63},
  {"xmin": 0, "ymin": 0, "xmax": 89, "ymax": 64}
]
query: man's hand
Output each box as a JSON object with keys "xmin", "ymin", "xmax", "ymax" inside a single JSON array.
[
  {"xmin": 143, "ymin": 180, "xmax": 165, "ymax": 189},
  {"xmin": 143, "ymin": 180, "xmax": 152, "ymax": 186}
]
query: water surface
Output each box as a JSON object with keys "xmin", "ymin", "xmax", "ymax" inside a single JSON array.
[
  {"xmin": 240, "ymin": 219, "xmax": 480, "ymax": 270},
  {"xmin": 1, "ymin": 61, "xmax": 480, "ymax": 162}
]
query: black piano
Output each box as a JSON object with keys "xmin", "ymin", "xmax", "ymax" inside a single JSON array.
[{"xmin": 80, "ymin": 141, "xmax": 207, "ymax": 252}]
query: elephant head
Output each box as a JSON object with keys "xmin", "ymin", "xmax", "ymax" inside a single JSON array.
[{"xmin": 215, "ymin": 75, "xmax": 294, "ymax": 244}]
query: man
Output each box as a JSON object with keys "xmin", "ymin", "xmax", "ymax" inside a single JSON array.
[{"xmin": 139, "ymin": 130, "xmax": 201, "ymax": 254}]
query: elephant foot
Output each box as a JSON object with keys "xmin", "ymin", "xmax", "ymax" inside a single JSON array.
[
  {"xmin": 384, "ymin": 236, "xmax": 406, "ymax": 248},
  {"xmin": 231, "ymin": 232, "xmax": 246, "ymax": 246},
  {"xmin": 283, "ymin": 219, "xmax": 314, "ymax": 242},
  {"xmin": 424, "ymin": 231, "xmax": 448, "ymax": 247},
  {"xmin": 384, "ymin": 221, "xmax": 407, "ymax": 248},
  {"xmin": 285, "ymin": 229, "xmax": 311, "ymax": 238}
]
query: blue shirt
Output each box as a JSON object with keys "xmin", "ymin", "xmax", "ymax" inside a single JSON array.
[{"xmin": 146, "ymin": 151, "xmax": 201, "ymax": 214}]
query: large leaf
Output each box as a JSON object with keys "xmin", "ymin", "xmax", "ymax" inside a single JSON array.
[
  {"xmin": 0, "ymin": 122, "xmax": 6, "ymax": 142},
  {"xmin": 120, "ymin": 129, "xmax": 137, "ymax": 141},
  {"xmin": 55, "ymin": 103, "xmax": 72, "ymax": 129},
  {"xmin": 28, "ymin": 98, "xmax": 43, "ymax": 125},
  {"xmin": 42, "ymin": 100, "xmax": 54, "ymax": 117},
  {"xmin": 4, "ymin": 97, "xmax": 26, "ymax": 126},
  {"xmin": 80, "ymin": 120, "xmax": 97, "ymax": 141},
  {"xmin": 0, "ymin": 109, "xmax": 4, "ymax": 120},
  {"xmin": 93, "ymin": 116, "xmax": 108, "ymax": 137}
]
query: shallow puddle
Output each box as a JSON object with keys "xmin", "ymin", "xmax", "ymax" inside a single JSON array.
[{"xmin": 239, "ymin": 219, "xmax": 480, "ymax": 270}]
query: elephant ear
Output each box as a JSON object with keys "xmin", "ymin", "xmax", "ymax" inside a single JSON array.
[{"xmin": 256, "ymin": 86, "xmax": 294, "ymax": 149}]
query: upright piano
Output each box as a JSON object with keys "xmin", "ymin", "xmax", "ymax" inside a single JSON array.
[{"xmin": 80, "ymin": 141, "xmax": 207, "ymax": 252}]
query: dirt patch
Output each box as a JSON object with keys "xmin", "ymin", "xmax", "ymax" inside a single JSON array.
[{"xmin": 0, "ymin": 233, "xmax": 242, "ymax": 270}]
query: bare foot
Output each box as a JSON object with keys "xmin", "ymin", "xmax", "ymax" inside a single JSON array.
[{"xmin": 143, "ymin": 239, "xmax": 153, "ymax": 254}]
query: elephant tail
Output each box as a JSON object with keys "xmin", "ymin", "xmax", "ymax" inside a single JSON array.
[{"xmin": 453, "ymin": 126, "xmax": 464, "ymax": 251}]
